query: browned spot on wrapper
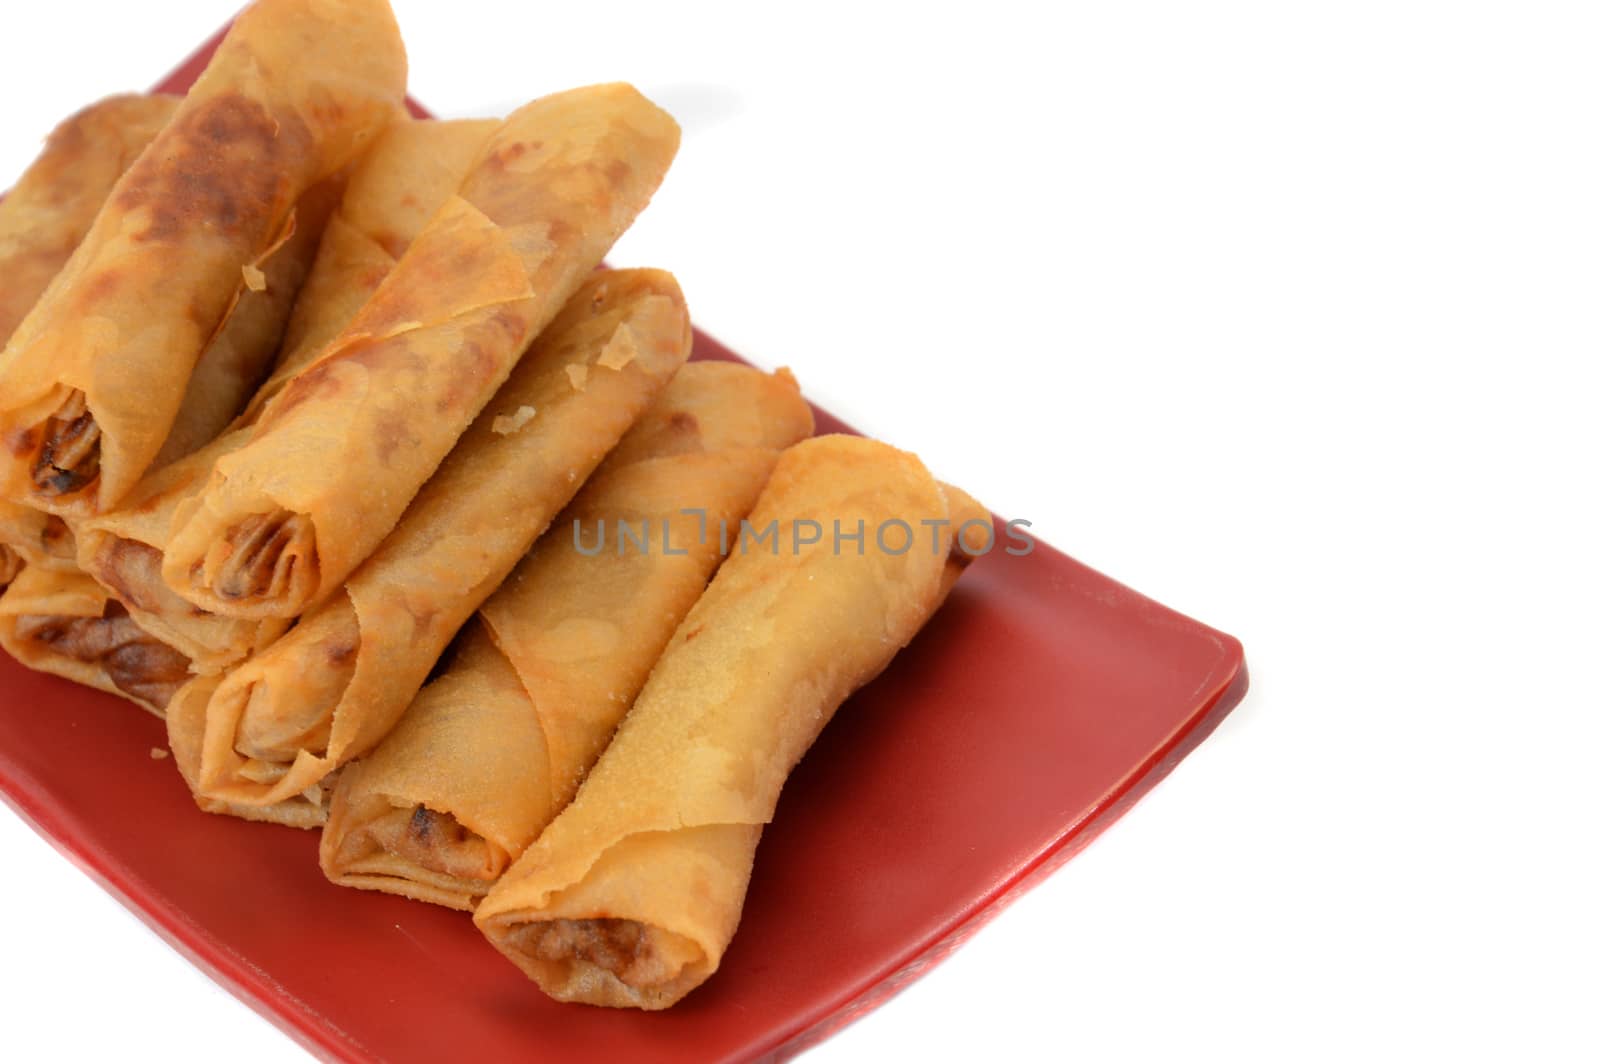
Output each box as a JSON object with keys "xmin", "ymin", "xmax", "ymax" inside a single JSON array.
[
  {"xmin": 374, "ymin": 414, "xmax": 412, "ymax": 465},
  {"xmin": 82, "ymin": 269, "xmax": 123, "ymax": 304},
  {"xmin": 326, "ymin": 638, "xmax": 357, "ymax": 667},
  {"xmin": 5, "ymin": 427, "xmax": 39, "ymax": 458},
  {"xmin": 407, "ymin": 600, "xmax": 441, "ymax": 636},
  {"xmin": 434, "ymin": 340, "xmax": 488, "ymax": 414},
  {"xmin": 264, "ymin": 360, "xmax": 340, "ymax": 422},
  {"xmin": 264, "ymin": 337, "xmax": 422, "ymax": 426},
  {"xmin": 40, "ymin": 516, "xmax": 72, "ymax": 558},
  {"xmin": 116, "ymin": 94, "xmax": 302, "ymax": 244},
  {"xmin": 487, "ymin": 141, "xmax": 535, "ymax": 170},
  {"xmin": 95, "ymin": 538, "xmax": 166, "ymax": 612}
]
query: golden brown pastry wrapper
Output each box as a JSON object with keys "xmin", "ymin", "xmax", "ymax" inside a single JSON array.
[
  {"xmin": 150, "ymin": 176, "xmax": 344, "ymax": 468},
  {"xmin": 242, "ymin": 117, "xmax": 499, "ymax": 422},
  {"xmin": 474, "ymin": 435, "xmax": 985, "ymax": 1009},
  {"xmin": 0, "ymin": 0, "xmax": 406, "ymax": 514},
  {"xmin": 0, "ymin": 546, "xmax": 20, "ymax": 592},
  {"xmin": 0, "ymin": 94, "xmax": 179, "ymax": 346},
  {"xmin": 167, "ymin": 268, "xmax": 692, "ymax": 827},
  {"xmin": 0, "ymin": 500, "xmax": 76, "ymax": 574},
  {"xmin": 0, "ymin": 564, "xmax": 191, "ymax": 716},
  {"xmin": 321, "ymin": 363, "xmax": 814, "ymax": 909},
  {"xmin": 75, "ymin": 119, "xmax": 493, "ymax": 673},
  {"xmin": 162, "ymin": 84, "xmax": 681, "ymax": 620}
]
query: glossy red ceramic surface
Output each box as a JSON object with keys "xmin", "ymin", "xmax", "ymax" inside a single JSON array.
[{"xmin": 0, "ymin": 27, "xmax": 1248, "ymax": 1064}]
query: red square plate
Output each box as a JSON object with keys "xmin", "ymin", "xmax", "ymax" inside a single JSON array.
[{"xmin": 0, "ymin": 27, "xmax": 1248, "ymax": 1064}]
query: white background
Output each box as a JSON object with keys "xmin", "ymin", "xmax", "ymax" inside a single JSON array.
[{"xmin": 2, "ymin": 1, "xmax": 1597, "ymax": 1060}]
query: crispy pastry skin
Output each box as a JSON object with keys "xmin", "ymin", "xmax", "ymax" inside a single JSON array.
[
  {"xmin": 167, "ymin": 269, "xmax": 692, "ymax": 827},
  {"xmin": 0, "ymin": 94, "xmax": 179, "ymax": 347},
  {"xmin": 321, "ymin": 363, "xmax": 814, "ymax": 909},
  {"xmin": 162, "ymin": 84, "xmax": 681, "ymax": 620},
  {"xmin": 75, "ymin": 120, "xmax": 495, "ymax": 673},
  {"xmin": 150, "ymin": 176, "xmax": 344, "ymax": 468},
  {"xmin": 0, "ymin": 546, "xmax": 19, "ymax": 592},
  {"xmin": 0, "ymin": 0, "xmax": 406, "ymax": 515},
  {"xmin": 473, "ymin": 435, "xmax": 985, "ymax": 1009},
  {"xmin": 0, "ymin": 565, "xmax": 191, "ymax": 716},
  {"xmin": 0, "ymin": 500, "xmax": 75, "ymax": 573},
  {"xmin": 242, "ymin": 117, "xmax": 499, "ymax": 422}
]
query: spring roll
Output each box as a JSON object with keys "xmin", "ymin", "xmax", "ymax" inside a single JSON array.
[
  {"xmin": 167, "ymin": 268, "xmax": 693, "ymax": 828},
  {"xmin": 0, "ymin": 99, "xmax": 180, "ymax": 572},
  {"xmin": 0, "ymin": 564, "xmax": 191, "ymax": 716},
  {"xmin": 0, "ymin": 94, "xmax": 179, "ymax": 346},
  {"xmin": 162, "ymin": 84, "xmax": 681, "ymax": 620},
  {"xmin": 473, "ymin": 435, "xmax": 988, "ymax": 1009},
  {"xmin": 321, "ymin": 363, "xmax": 815, "ymax": 909},
  {"xmin": 75, "ymin": 120, "xmax": 496, "ymax": 672},
  {"xmin": 0, "ymin": 0, "xmax": 406, "ymax": 515}
]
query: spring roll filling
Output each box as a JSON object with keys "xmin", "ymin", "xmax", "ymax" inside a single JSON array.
[
  {"xmin": 13, "ymin": 599, "xmax": 191, "ymax": 708},
  {"xmin": 32, "ymin": 389, "xmax": 101, "ymax": 496},
  {"xmin": 342, "ymin": 804, "xmax": 505, "ymax": 885},
  {"xmin": 199, "ymin": 510, "xmax": 314, "ymax": 601},
  {"xmin": 516, "ymin": 918, "xmax": 701, "ymax": 991}
]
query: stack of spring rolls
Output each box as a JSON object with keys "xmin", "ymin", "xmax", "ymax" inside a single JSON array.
[{"xmin": 0, "ymin": 0, "xmax": 992, "ymax": 1010}]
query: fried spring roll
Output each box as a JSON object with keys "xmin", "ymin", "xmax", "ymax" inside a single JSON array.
[
  {"xmin": 473, "ymin": 435, "xmax": 988, "ymax": 1009},
  {"xmin": 0, "ymin": 98, "xmax": 180, "ymax": 576},
  {"xmin": 0, "ymin": 94, "xmax": 179, "ymax": 346},
  {"xmin": 162, "ymin": 84, "xmax": 681, "ymax": 620},
  {"xmin": 321, "ymin": 363, "xmax": 815, "ymax": 909},
  {"xmin": 0, "ymin": 500, "xmax": 75, "ymax": 573},
  {"xmin": 0, "ymin": 565, "xmax": 191, "ymax": 716},
  {"xmin": 167, "ymin": 268, "xmax": 693, "ymax": 827},
  {"xmin": 75, "ymin": 120, "xmax": 494, "ymax": 672},
  {"xmin": 0, "ymin": 0, "xmax": 406, "ymax": 515}
]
